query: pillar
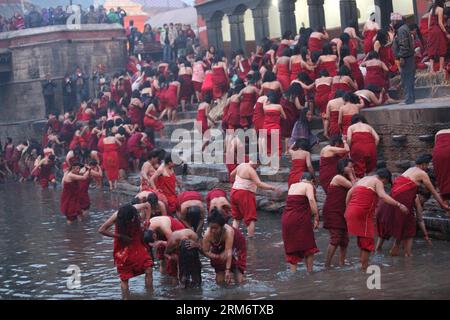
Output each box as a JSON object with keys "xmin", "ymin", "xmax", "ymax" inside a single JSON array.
[
  {"xmin": 228, "ymin": 13, "xmax": 246, "ymax": 53},
  {"xmin": 340, "ymin": 0, "xmax": 358, "ymax": 30},
  {"xmin": 278, "ymin": 0, "xmax": 297, "ymax": 36},
  {"xmin": 252, "ymin": 6, "xmax": 270, "ymax": 45},
  {"xmin": 374, "ymin": 0, "xmax": 393, "ymax": 29},
  {"xmin": 206, "ymin": 19, "xmax": 223, "ymax": 50},
  {"xmin": 307, "ymin": 0, "xmax": 326, "ymax": 30}
]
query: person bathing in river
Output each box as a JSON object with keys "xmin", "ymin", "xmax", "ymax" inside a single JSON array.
[
  {"xmin": 203, "ymin": 208, "xmax": 247, "ymax": 285},
  {"xmin": 98, "ymin": 203, "xmax": 154, "ymax": 299}
]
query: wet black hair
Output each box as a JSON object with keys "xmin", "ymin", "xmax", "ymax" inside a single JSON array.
[
  {"xmin": 186, "ymin": 206, "xmax": 202, "ymax": 231},
  {"xmin": 297, "ymin": 72, "xmax": 313, "ymax": 84},
  {"xmin": 350, "ymin": 114, "xmax": 368, "ymax": 125},
  {"xmin": 114, "ymin": 118, "xmax": 123, "ymax": 126},
  {"xmin": 376, "ymin": 168, "xmax": 392, "ymax": 185},
  {"xmin": 366, "ymin": 84, "xmax": 382, "ymax": 94},
  {"xmin": 282, "ymin": 47, "xmax": 292, "ymax": 57},
  {"xmin": 143, "ymin": 229, "xmax": 155, "ymax": 244},
  {"xmin": 416, "ymin": 154, "xmax": 432, "ymax": 165},
  {"xmin": 338, "ymin": 65, "xmax": 351, "ymax": 77},
  {"xmin": 267, "ymin": 90, "xmax": 280, "ymax": 104},
  {"xmin": 164, "ymin": 153, "xmax": 173, "ymax": 164},
  {"xmin": 293, "ymin": 138, "xmax": 310, "ymax": 151},
  {"xmin": 131, "ymin": 90, "xmax": 141, "ymax": 99},
  {"xmin": 48, "ymin": 154, "xmax": 56, "ymax": 161},
  {"xmin": 343, "ymin": 92, "xmax": 360, "ymax": 104},
  {"xmin": 334, "ymin": 89, "xmax": 346, "ymax": 99},
  {"xmin": 147, "ymin": 192, "xmax": 159, "ymax": 208},
  {"xmin": 262, "ymin": 70, "xmax": 276, "ymax": 83},
  {"xmin": 116, "ymin": 204, "xmax": 139, "ymax": 246},
  {"xmin": 117, "ymin": 126, "xmax": 126, "ymax": 136},
  {"xmin": 367, "ymin": 51, "xmax": 380, "ymax": 61},
  {"xmin": 322, "ymin": 42, "xmax": 333, "ymax": 55},
  {"xmin": 203, "ymin": 92, "xmax": 212, "ymax": 104},
  {"xmin": 207, "ymin": 208, "xmax": 226, "ymax": 227},
  {"xmin": 319, "ymin": 69, "xmax": 330, "ymax": 77},
  {"xmin": 337, "ymin": 158, "xmax": 353, "ymax": 175},
  {"xmin": 375, "ymin": 29, "xmax": 389, "ymax": 47},
  {"xmin": 301, "ymin": 172, "xmax": 313, "ymax": 181},
  {"xmin": 148, "ymin": 148, "xmax": 161, "ymax": 160},
  {"xmin": 329, "ymin": 134, "xmax": 343, "ymax": 146},
  {"xmin": 130, "ymin": 197, "xmax": 140, "ymax": 205}
]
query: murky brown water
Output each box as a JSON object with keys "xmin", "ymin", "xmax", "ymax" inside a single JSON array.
[{"xmin": 1, "ymin": 182, "xmax": 450, "ymax": 300}]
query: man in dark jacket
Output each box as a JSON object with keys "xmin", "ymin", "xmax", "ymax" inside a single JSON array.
[
  {"xmin": 392, "ymin": 13, "xmax": 416, "ymax": 105},
  {"xmin": 26, "ymin": 5, "xmax": 43, "ymax": 28},
  {"xmin": 62, "ymin": 73, "xmax": 75, "ymax": 113},
  {"xmin": 42, "ymin": 73, "xmax": 57, "ymax": 115}
]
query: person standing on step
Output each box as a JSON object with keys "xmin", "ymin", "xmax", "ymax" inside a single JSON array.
[{"xmin": 392, "ymin": 13, "xmax": 416, "ymax": 105}]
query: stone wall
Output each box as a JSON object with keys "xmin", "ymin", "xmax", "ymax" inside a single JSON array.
[
  {"xmin": 0, "ymin": 24, "xmax": 127, "ymax": 127},
  {"xmin": 361, "ymin": 99, "xmax": 450, "ymax": 172}
]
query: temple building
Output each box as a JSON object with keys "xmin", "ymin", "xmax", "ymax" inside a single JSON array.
[{"xmin": 195, "ymin": 0, "xmax": 431, "ymax": 54}]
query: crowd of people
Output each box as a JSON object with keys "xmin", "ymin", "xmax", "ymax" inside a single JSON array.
[
  {"xmin": 0, "ymin": 4, "xmax": 127, "ymax": 33},
  {"xmin": 1, "ymin": 1, "xmax": 450, "ymax": 299}
]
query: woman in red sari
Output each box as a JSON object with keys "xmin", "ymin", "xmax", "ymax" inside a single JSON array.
[
  {"xmin": 287, "ymin": 138, "xmax": 314, "ymax": 188},
  {"xmin": 282, "ymin": 172, "xmax": 319, "ymax": 273},
  {"xmin": 161, "ymin": 75, "xmax": 180, "ymax": 123},
  {"xmin": 373, "ymin": 29, "xmax": 397, "ymax": 74},
  {"xmin": 345, "ymin": 169, "xmax": 408, "ymax": 271},
  {"xmin": 203, "ymin": 208, "xmax": 247, "ymax": 284},
  {"xmin": 211, "ymin": 55, "xmax": 229, "ymax": 101},
  {"xmin": 274, "ymin": 48, "xmax": 291, "ymax": 92},
  {"xmin": 316, "ymin": 43, "xmax": 338, "ymax": 77},
  {"xmin": 234, "ymin": 49, "xmax": 251, "ymax": 80},
  {"xmin": 178, "ymin": 59, "xmax": 194, "ymax": 112},
  {"xmin": 60, "ymin": 162, "xmax": 90, "ymax": 224},
  {"xmin": 314, "ymin": 69, "xmax": 333, "ymax": 122},
  {"xmin": 150, "ymin": 153, "xmax": 179, "ymax": 215},
  {"xmin": 319, "ymin": 135, "xmax": 352, "ymax": 194},
  {"xmin": 102, "ymin": 130, "xmax": 121, "ymax": 190},
  {"xmin": 347, "ymin": 114, "xmax": 379, "ymax": 178},
  {"xmin": 338, "ymin": 92, "xmax": 364, "ymax": 137},
  {"xmin": 260, "ymin": 71, "xmax": 282, "ymax": 101},
  {"xmin": 99, "ymin": 203, "xmax": 153, "ymax": 299},
  {"xmin": 324, "ymin": 90, "xmax": 345, "ymax": 138},
  {"xmin": 262, "ymin": 91, "xmax": 286, "ymax": 159},
  {"xmin": 127, "ymin": 90, "xmax": 144, "ymax": 129},
  {"xmin": 280, "ymin": 83, "xmax": 304, "ymax": 154},
  {"xmin": 362, "ymin": 51, "xmax": 392, "ymax": 102},
  {"xmin": 323, "ymin": 158, "xmax": 354, "ymax": 268},
  {"xmin": 238, "ymin": 76, "xmax": 259, "ymax": 129},
  {"xmin": 329, "ymin": 65, "xmax": 358, "ymax": 100},
  {"xmin": 196, "ymin": 94, "xmax": 216, "ymax": 151},
  {"xmin": 308, "ymin": 26, "xmax": 329, "ymax": 53},
  {"xmin": 341, "ymin": 45, "xmax": 364, "ymax": 90},
  {"xmin": 143, "ymin": 97, "xmax": 165, "ymax": 137},
  {"xmin": 433, "ymin": 129, "xmax": 450, "ymax": 205},
  {"xmin": 253, "ymin": 95, "xmax": 267, "ymax": 134},
  {"xmin": 427, "ymin": 0, "xmax": 449, "ymax": 72},
  {"xmin": 363, "ymin": 14, "xmax": 380, "ymax": 54}
]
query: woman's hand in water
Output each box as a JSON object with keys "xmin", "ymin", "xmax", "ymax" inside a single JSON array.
[{"xmin": 225, "ymin": 270, "xmax": 232, "ymax": 284}]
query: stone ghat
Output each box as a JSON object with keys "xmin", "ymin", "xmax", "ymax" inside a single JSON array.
[
  {"xmin": 106, "ymin": 105, "xmax": 450, "ymax": 241},
  {"xmin": 361, "ymin": 97, "xmax": 450, "ymax": 173}
]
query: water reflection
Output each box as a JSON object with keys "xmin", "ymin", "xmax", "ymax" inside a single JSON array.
[{"xmin": 1, "ymin": 182, "xmax": 450, "ymax": 299}]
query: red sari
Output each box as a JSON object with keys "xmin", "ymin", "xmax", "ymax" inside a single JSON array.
[
  {"xmin": 282, "ymin": 195, "xmax": 319, "ymax": 264},
  {"xmin": 156, "ymin": 216, "xmax": 186, "ymax": 276},
  {"xmin": 349, "ymin": 61, "xmax": 364, "ymax": 90},
  {"xmin": 419, "ymin": 16, "xmax": 429, "ymax": 51},
  {"xmin": 314, "ymin": 83, "xmax": 331, "ymax": 115},
  {"xmin": 103, "ymin": 143, "xmax": 119, "ymax": 181},
  {"xmin": 252, "ymin": 101, "xmax": 265, "ymax": 132},
  {"xmin": 290, "ymin": 62, "xmax": 302, "ymax": 82},
  {"xmin": 280, "ymin": 97, "xmax": 300, "ymax": 138},
  {"xmin": 432, "ymin": 133, "xmax": 450, "ymax": 199},
  {"xmin": 428, "ymin": 14, "xmax": 447, "ymax": 58},
  {"xmin": 350, "ymin": 132, "xmax": 377, "ymax": 178},
  {"xmin": 156, "ymin": 174, "xmax": 178, "ymax": 214},
  {"xmin": 328, "ymin": 111, "xmax": 340, "ymax": 136},
  {"xmin": 276, "ymin": 63, "xmax": 291, "ymax": 92},
  {"xmin": 179, "ymin": 74, "xmax": 194, "ymax": 100},
  {"xmin": 263, "ymin": 109, "xmax": 282, "ymax": 157},
  {"xmin": 78, "ymin": 177, "xmax": 91, "ymax": 210},
  {"xmin": 144, "ymin": 109, "xmax": 164, "ymax": 131},
  {"xmin": 210, "ymin": 226, "xmax": 246, "ymax": 273},
  {"xmin": 166, "ymin": 84, "xmax": 179, "ymax": 109},
  {"xmin": 39, "ymin": 161, "xmax": 55, "ymax": 189},
  {"xmin": 323, "ymin": 185, "xmax": 349, "ymax": 248},
  {"xmin": 308, "ymin": 37, "xmax": 324, "ymax": 53},
  {"xmin": 238, "ymin": 58, "xmax": 251, "ymax": 80},
  {"xmin": 196, "ymin": 108, "xmax": 208, "ymax": 134},
  {"xmin": 212, "ymin": 66, "xmax": 228, "ymax": 99},
  {"xmin": 377, "ymin": 176, "xmax": 418, "ymax": 241},
  {"xmin": 341, "ymin": 114, "xmax": 354, "ymax": 136},
  {"xmin": 227, "ymin": 101, "xmax": 241, "ymax": 129},
  {"xmin": 60, "ymin": 180, "xmax": 82, "ymax": 221},
  {"xmin": 288, "ymin": 158, "xmax": 307, "ymax": 188},
  {"xmin": 239, "ymin": 92, "xmax": 257, "ymax": 128},
  {"xmin": 318, "ymin": 60, "xmax": 337, "ymax": 77},
  {"xmin": 329, "ymin": 82, "xmax": 353, "ymax": 100},
  {"xmin": 345, "ymin": 186, "xmax": 378, "ymax": 251},
  {"xmin": 319, "ymin": 155, "xmax": 340, "ymax": 194},
  {"xmin": 113, "ymin": 222, "xmax": 153, "ymax": 281},
  {"xmin": 363, "ymin": 29, "xmax": 377, "ymax": 54},
  {"xmin": 365, "ymin": 65, "xmax": 387, "ymax": 90}
]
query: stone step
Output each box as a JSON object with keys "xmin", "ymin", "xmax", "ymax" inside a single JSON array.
[
  {"xmin": 156, "ymin": 119, "xmax": 195, "ymax": 138},
  {"xmin": 388, "ymin": 85, "xmax": 450, "ymax": 101},
  {"xmin": 175, "ymin": 110, "xmax": 198, "ymax": 120},
  {"xmin": 179, "ymin": 175, "xmax": 220, "ymax": 191}
]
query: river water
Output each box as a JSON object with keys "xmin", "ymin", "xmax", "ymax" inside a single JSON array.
[{"xmin": 1, "ymin": 182, "xmax": 449, "ymax": 300}]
